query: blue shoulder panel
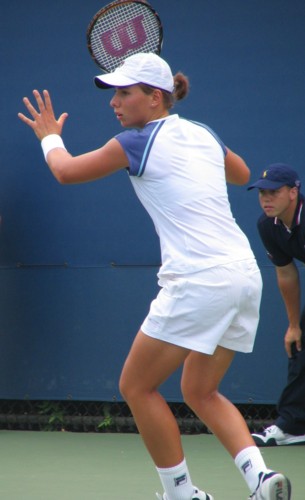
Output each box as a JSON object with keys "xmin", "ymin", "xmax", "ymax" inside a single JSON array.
[{"xmin": 115, "ymin": 120, "xmax": 166, "ymax": 177}]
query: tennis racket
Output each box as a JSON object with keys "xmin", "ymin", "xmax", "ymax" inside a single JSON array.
[{"xmin": 87, "ymin": 0, "xmax": 163, "ymax": 73}]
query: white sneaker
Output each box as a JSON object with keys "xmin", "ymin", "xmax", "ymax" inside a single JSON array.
[
  {"xmin": 248, "ymin": 471, "xmax": 291, "ymax": 499},
  {"xmin": 252, "ymin": 424, "xmax": 305, "ymax": 446},
  {"xmin": 192, "ymin": 488, "xmax": 214, "ymax": 500},
  {"xmin": 156, "ymin": 487, "xmax": 214, "ymax": 499}
]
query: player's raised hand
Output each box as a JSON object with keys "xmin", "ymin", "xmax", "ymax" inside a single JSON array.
[{"xmin": 18, "ymin": 89, "xmax": 68, "ymax": 141}]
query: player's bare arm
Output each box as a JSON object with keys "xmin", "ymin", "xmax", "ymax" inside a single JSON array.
[
  {"xmin": 224, "ymin": 148, "xmax": 250, "ymax": 185},
  {"xmin": 45, "ymin": 139, "xmax": 128, "ymax": 184},
  {"xmin": 18, "ymin": 89, "xmax": 128, "ymax": 184}
]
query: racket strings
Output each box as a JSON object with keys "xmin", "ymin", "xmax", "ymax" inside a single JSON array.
[{"xmin": 88, "ymin": 3, "xmax": 161, "ymax": 72}]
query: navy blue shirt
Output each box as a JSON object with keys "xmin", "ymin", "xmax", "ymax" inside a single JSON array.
[{"xmin": 257, "ymin": 194, "xmax": 305, "ymax": 266}]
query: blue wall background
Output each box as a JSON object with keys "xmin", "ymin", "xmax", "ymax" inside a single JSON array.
[{"xmin": 0, "ymin": 0, "xmax": 305, "ymax": 402}]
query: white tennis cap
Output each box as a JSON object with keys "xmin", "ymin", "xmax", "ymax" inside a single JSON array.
[{"xmin": 94, "ymin": 52, "xmax": 174, "ymax": 93}]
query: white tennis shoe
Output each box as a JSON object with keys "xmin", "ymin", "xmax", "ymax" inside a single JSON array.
[
  {"xmin": 248, "ymin": 471, "xmax": 291, "ymax": 499},
  {"xmin": 156, "ymin": 487, "xmax": 214, "ymax": 499}
]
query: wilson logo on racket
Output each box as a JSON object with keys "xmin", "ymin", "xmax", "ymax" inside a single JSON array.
[
  {"xmin": 87, "ymin": 0, "xmax": 163, "ymax": 72},
  {"xmin": 101, "ymin": 14, "xmax": 147, "ymax": 57}
]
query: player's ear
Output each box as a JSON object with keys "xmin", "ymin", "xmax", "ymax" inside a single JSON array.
[{"xmin": 150, "ymin": 89, "xmax": 163, "ymax": 107}]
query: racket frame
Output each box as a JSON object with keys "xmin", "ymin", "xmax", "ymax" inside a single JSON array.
[{"xmin": 86, "ymin": 0, "xmax": 163, "ymax": 72}]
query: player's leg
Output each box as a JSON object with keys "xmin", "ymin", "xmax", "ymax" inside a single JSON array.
[
  {"xmin": 119, "ymin": 330, "xmax": 189, "ymax": 467},
  {"xmin": 181, "ymin": 346, "xmax": 254, "ymax": 457},
  {"xmin": 181, "ymin": 335, "xmax": 291, "ymax": 497},
  {"xmin": 119, "ymin": 331, "xmax": 209, "ymax": 499}
]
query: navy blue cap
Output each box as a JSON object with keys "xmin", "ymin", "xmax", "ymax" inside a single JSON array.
[{"xmin": 247, "ymin": 163, "xmax": 301, "ymax": 190}]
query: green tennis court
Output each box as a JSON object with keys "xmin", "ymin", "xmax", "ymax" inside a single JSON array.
[{"xmin": 0, "ymin": 430, "xmax": 303, "ymax": 499}]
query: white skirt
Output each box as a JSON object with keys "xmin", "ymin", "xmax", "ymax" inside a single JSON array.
[{"xmin": 141, "ymin": 259, "xmax": 262, "ymax": 355}]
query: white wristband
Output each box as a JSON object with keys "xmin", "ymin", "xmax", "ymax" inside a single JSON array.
[{"xmin": 41, "ymin": 134, "xmax": 66, "ymax": 161}]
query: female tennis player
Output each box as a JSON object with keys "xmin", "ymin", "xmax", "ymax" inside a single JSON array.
[{"xmin": 18, "ymin": 52, "xmax": 291, "ymax": 500}]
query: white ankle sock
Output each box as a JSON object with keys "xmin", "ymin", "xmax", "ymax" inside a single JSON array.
[
  {"xmin": 156, "ymin": 458, "xmax": 194, "ymax": 500},
  {"xmin": 234, "ymin": 446, "xmax": 270, "ymax": 492}
]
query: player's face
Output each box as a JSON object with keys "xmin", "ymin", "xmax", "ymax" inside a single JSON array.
[
  {"xmin": 258, "ymin": 186, "xmax": 297, "ymax": 218},
  {"xmin": 110, "ymin": 85, "xmax": 156, "ymax": 128}
]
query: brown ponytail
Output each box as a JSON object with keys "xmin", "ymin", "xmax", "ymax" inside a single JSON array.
[
  {"xmin": 162, "ymin": 72, "xmax": 189, "ymax": 109},
  {"xmin": 139, "ymin": 72, "xmax": 190, "ymax": 110},
  {"xmin": 173, "ymin": 72, "xmax": 189, "ymax": 101}
]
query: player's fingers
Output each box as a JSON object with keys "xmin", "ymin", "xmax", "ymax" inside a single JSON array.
[
  {"xmin": 42, "ymin": 89, "xmax": 56, "ymax": 117},
  {"xmin": 58, "ymin": 112, "xmax": 69, "ymax": 128},
  {"xmin": 17, "ymin": 112, "xmax": 34, "ymax": 127},
  {"xmin": 33, "ymin": 89, "xmax": 49, "ymax": 115},
  {"xmin": 22, "ymin": 96, "xmax": 40, "ymax": 118}
]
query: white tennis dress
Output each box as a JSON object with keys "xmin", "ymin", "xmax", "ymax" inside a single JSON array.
[{"xmin": 116, "ymin": 114, "xmax": 262, "ymax": 354}]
